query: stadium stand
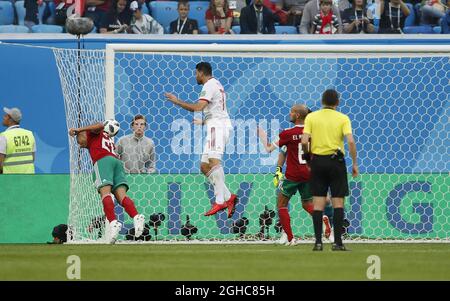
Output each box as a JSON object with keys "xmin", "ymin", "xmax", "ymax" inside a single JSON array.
[
  {"xmin": 414, "ymin": 2, "xmax": 422, "ymax": 25},
  {"xmin": 31, "ymin": 24, "xmax": 64, "ymax": 33},
  {"xmin": 199, "ymin": 25, "xmax": 208, "ymax": 34},
  {"xmin": 15, "ymin": 0, "xmax": 46, "ymax": 25},
  {"xmin": 224, "ymin": 25, "xmax": 298, "ymax": 34},
  {"xmin": 188, "ymin": 1, "xmax": 209, "ymax": 28},
  {"xmin": 45, "ymin": 0, "xmax": 56, "ymax": 25},
  {"xmin": 275, "ymin": 25, "xmax": 297, "ymax": 34},
  {"xmin": 0, "ymin": 24, "xmax": 29, "ymax": 33},
  {"xmin": 0, "ymin": 1, "xmax": 14, "ymax": 25},
  {"xmin": 141, "ymin": 3, "xmax": 150, "ymax": 15},
  {"xmin": 0, "ymin": 0, "xmax": 446, "ymax": 34},
  {"xmin": 150, "ymin": 1, "xmax": 179, "ymax": 33},
  {"xmin": 405, "ymin": 3, "xmax": 416, "ymax": 27},
  {"xmin": 403, "ymin": 25, "xmax": 434, "ymax": 34}
]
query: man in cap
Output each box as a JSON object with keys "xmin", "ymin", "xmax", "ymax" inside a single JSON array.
[
  {"xmin": 0, "ymin": 107, "xmax": 36, "ymax": 174},
  {"xmin": 129, "ymin": 0, "xmax": 164, "ymax": 34}
]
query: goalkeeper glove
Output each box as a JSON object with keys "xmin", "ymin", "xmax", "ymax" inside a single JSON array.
[{"xmin": 273, "ymin": 166, "xmax": 283, "ymax": 187}]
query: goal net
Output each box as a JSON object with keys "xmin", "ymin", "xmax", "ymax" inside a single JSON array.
[{"xmin": 53, "ymin": 44, "xmax": 450, "ymax": 243}]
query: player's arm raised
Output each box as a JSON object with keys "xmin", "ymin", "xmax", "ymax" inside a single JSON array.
[
  {"xmin": 68, "ymin": 122, "xmax": 104, "ymax": 148},
  {"xmin": 257, "ymin": 127, "xmax": 278, "ymax": 153},
  {"xmin": 165, "ymin": 93, "xmax": 208, "ymax": 112},
  {"xmin": 69, "ymin": 122, "xmax": 104, "ymax": 136}
]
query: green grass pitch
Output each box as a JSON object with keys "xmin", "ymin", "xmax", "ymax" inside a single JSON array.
[{"xmin": 0, "ymin": 244, "xmax": 449, "ymax": 280}]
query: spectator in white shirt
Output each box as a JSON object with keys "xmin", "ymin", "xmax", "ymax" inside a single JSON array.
[{"xmin": 129, "ymin": 0, "xmax": 164, "ymax": 34}]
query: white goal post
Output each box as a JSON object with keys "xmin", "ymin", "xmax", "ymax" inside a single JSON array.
[{"xmin": 55, "ymin": 43, "xmax": 450, "ymax": 243}]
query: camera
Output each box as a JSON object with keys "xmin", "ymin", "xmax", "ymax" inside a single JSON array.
[
  {"xmin": 149, "ymin": 213, "xmax": 166, "ymax": 240},
  {"xmin": 231, "ymin": 217, "xmax": 249, "ymax": 238},
  {"xmin": 181, "ymin": 215, "xmax": 198, "ymax": 240},
  {"xmin": 258, "ymin": 206, "xmax": 276, "ymax": 240}
]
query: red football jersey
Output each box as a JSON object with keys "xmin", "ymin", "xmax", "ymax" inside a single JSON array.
[
  {"xmin": 86, "ymin": 131, "xmax": 117, "ymax": 164},
  {"xmin": 278, "ymin": 125, "xmax": 310, "ymax": 182}
]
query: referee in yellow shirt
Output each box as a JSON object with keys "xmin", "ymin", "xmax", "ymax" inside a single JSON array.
[{"xmin": 301, "ymin": 89, "xmax": 359, "ymax": 251}]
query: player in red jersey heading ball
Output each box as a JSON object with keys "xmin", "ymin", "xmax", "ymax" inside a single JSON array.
[{"xmin": 69, "ymin": 120, "xmax": 145, "ymax": 244}]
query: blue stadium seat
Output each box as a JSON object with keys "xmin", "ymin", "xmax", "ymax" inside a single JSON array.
[
  {"xmin": 414, "ymin": 3, "xmax": 422, "ymax": 25},
  {"xmin": 141, "ymin": 3, "xmax": 149, "ymax": 15},
  {"xmin": 188, "ymin": 1, "xmax": 209, "ymax": 28},
  {"xmin": 0, "ymin": 1, "xmax": 14, "ymax": 25},
  {"xmin": 367, "ymin": 3, "xmax": 378, "ymax": 19},
  {"xmin": 366, "ymin": 2, "xmax": 380, "ymax": 32},
  {"xmin": 150, "ymin": 1, "xmax": 179, "ymax": 33},
  {"xmin": 0, "ymin": 24, "xmax": 29, "ymax": 33},
  {"xmin": 45, "ymin": 1, "xmax": 57, "ymax": 24},
  {"xmin": 38, "ymin": 2, "xmax": 51, "ymax": 23},
  {"xmin": 199, "ymin": 25, "xmax": 208, "ymax": 34},
  {"xmin": 404, "ymin": 3, "xmax": 415, "ymax": 27},
  {"xmin": 275, "ymin": 25, "xmax": 297, "ymax": 34},
  {"xmin": 232, "ymin": 25, "xmax": 298, "ymax": 34},
  {"xmin": 440, "ymin": 16, "xmax": 448, "ymax": 33},
  {"xmin": 14, "ymin": 1, "xmax": 25, "ymax": 25},
  {"xmin": 373, "ymin": 18, "xmax": 380, "ymax": 27},
  {"xmin": 15, "ymin": 0, "xmax": 46, "ymax": 25},
  {"xmin": 403, "ymin": 25, "xmax": 433, "ymax": 34},
  {"xmin": 433, "ymin": 26, "xmax": 441, "ymax": 34},
  {"xmin": 31, "ymin": 24, "xmax": 63, "ymax": 33}
]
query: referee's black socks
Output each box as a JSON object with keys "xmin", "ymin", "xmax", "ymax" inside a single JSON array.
[
  {"xmin": 313, "ymin": 210, "xmax": 323, "ymax": 244},
  {"xmin": 333, "ymin": 208, "xmax": 344, "ymax": 246}
]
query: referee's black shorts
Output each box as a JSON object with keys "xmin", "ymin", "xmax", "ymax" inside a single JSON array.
[{"xmin": 310, "ymin": 154, "xmax": 349, "ymax": 198}]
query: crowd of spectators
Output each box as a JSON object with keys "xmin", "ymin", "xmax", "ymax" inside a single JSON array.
[{"xmin": 6, "ymin": 0, "xmax": 449, "ymax": 33}]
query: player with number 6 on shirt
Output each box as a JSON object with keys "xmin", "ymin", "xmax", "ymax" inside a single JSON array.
[
  {"xmin": 258, "ymin": 104, "xmax": 332, "ymax": 245},
  {"xmin": 165, "ymin": 62, "xmax": 237, "ymax": 218},
  {"xmin": 68, "ymin": 120, "xmax": 145, "ymax": 244}
]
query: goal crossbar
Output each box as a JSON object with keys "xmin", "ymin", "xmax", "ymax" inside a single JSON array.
[{"xmin": 104, "ymin": 43, "xmax": 450, "ymax": 119}]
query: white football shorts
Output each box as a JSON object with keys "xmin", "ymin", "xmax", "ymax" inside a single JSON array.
[{"xmin": 201, "ymin": 119, "xmax": 232, "ymax": 163}]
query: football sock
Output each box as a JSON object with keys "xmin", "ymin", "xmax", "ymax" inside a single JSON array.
[
  {"xmin": 207, "ymin": 165, "xmax": 220, "ymax": 203},
  {"xmin": 278, "ymin": 207, "xmax": 294, "ymax": 242},
  {"xmin": 218, "ymin": 165, "xmax": 232, "ymax": 201},
  {"xmin": 101, "ymin": 194, "xmax": 116, "ymax": 222},
  {"xmin": 302, "ymin": 201, "xmax": 314, "ymax": 216},
  {"xmin": 313, "ymin": 210, "xmax": 323, "ymax": 244},
  {"xmin": 208, "ymin": 165, "xmax": 230, "ymax": 205},
  {"xmin": 121, "ymin": 196, "xmax": 138, "ymax": 218},
  {"xmin": 333, "ymin": 208, "xmax": 344, "ymax": 246}
]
